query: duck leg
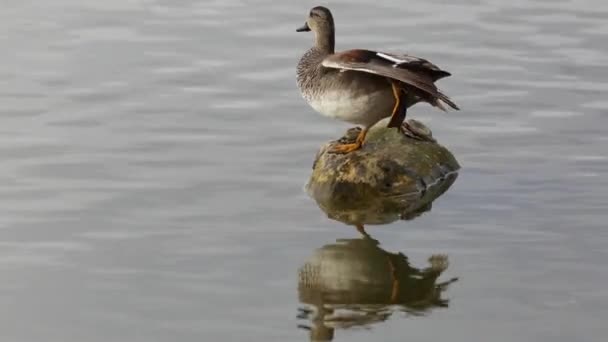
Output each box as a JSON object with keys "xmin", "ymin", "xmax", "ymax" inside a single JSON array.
[
  {"xmin": 355, "ymin": 224, "xmax": 371, "ymax": 238},
  {"xmin": 387, "ymin": 254, "xmax": 400, "ymax": 303},
  {"xmin": 328, "ymin": 127, "xmax": 368, "ymax": 153},
  {"xmin": 387, "ymin": 81, "xmax": 408, "ymax": 129}
]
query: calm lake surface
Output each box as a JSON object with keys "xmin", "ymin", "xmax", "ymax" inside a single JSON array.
[{"xmin": 1, "ymin": 0, "xmax": 607, "ymax": 341}]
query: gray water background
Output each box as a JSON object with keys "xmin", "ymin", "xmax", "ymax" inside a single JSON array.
[{"xmin": 1, "ymin": 0, "xmax": 607, "ymax": 341}]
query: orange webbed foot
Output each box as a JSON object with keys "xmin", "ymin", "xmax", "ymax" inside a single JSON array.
[
  {"xmin": 328, "ymin": 142, "xmax": 362, "ymax": 154},
  {"xmin": 328, "ymin": 127, "xmax": 368, "ymax": 154}
]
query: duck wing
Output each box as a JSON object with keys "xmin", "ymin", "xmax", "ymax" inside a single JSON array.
[
  {"xmin": 322, "ymin": 49, "xmax": 459, "ymax": 110},
  {"xmin": 374, "ymin": 51, "xmax": 452, "ymax": 81}
]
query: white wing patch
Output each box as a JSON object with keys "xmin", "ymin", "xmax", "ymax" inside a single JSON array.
[
  {"xmin": 376, "ymin": 52, "xmax": 404, "ymax": 63},
  {"xmin": 321, "ymin": 59, "xmax": 381, "ymax": 75},
  {"xmin": 376, "ymin": 52, "xmax": 409, "ymax": 68},
  {"xmin": 377, "ymin": 52, "xmax": 426, "ymax": 68}
]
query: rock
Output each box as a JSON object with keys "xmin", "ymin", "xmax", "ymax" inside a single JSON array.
[{"xmin": 307, "ymin": 118, "xmax": 460, "ymax": 221}]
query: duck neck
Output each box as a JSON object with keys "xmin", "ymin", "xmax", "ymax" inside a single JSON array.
[{"xmin": 313, "ymin": 26, "xmax": 335, "ymax": 54}]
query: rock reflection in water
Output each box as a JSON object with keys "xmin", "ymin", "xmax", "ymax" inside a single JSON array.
[
  {"xmin": 299, "ymin": 173, "xmax": 459, "ymax": 340},
  {"xmin": 314, "ymin": 171, "xmax": 458, "ymax": 235}
]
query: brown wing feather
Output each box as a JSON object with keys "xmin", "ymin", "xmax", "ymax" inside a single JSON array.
[
  {"xmin": 378, "ymin": 52, "xmax": 452, "ymax": 81},
  {"xmin": 322, "ymin": 50, "xmax": 438, "ymax": 95},
  {"xmin": 322, "ymin": 49, "xmax": 459, "ymax": 110}
]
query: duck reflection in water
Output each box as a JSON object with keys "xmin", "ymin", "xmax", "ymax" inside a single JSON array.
[
  {"xmin": 298, "ymin": 173, "xmax": 458, "ymax": 341},
  {"xmin": 297, "ymin": 238, "xmax": 457, "ymax": 341}
]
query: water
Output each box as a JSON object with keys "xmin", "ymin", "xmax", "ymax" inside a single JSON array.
[{"xmin": 1, "ymin": 0, "xmax": 607, "ymax": 341}]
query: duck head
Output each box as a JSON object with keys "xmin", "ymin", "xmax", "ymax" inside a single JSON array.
[{"xmin": 297, "ymin": 6, "xmax": 335, "ymax": 52}]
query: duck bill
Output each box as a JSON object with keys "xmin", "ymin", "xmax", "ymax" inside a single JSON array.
[{"xmin": 296, "ymin": 22, "xmax": 311, "ymax": 32}]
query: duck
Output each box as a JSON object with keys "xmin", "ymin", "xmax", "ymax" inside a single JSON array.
[{"xmin": 296, "ymin": 6, "xmax": 459, "ymax": 153}]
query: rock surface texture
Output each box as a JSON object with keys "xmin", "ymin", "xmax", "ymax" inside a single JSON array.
[{"xmin": 307, "ymin": 118, "xmax": 460, "ymax": 217}]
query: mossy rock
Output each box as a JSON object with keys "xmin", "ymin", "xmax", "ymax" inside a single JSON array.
[{"xmin": 307, "ymin": 118, "xmax": 460, "ymax": 217}]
